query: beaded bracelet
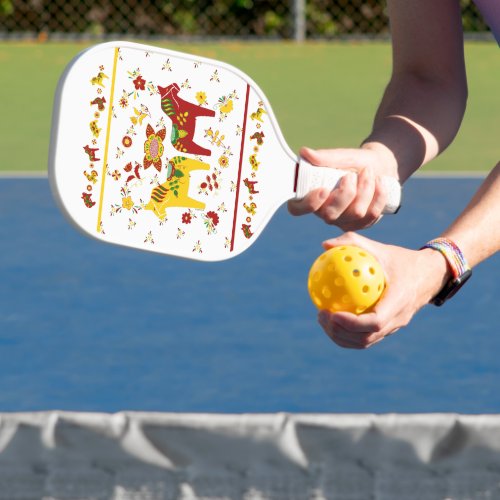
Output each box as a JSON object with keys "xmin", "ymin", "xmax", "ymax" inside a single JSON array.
[
  {"xmin": 421, "ymin": 238, "xmax": 470, "ymax": 278},
  {"xmin": 421, "ymin": 237, "xmax": 472, "ymax": 306}
]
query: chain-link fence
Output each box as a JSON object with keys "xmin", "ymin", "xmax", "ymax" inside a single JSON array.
[{"xmin": 0, "ymin": 0, "xmax": 491, "ymax": 40}]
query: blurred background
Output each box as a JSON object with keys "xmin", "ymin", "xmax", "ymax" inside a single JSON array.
[
  {"xmin": 0, "ymin": 0, "xmax": 492, "ymax": 41},
  {"xmin": 0, "ymin": 4, "xmax": 499, "ymax": 498},
  {"xmin": 1, "ymin": 1, "xmax": 497, "ymax": 177},
  {"xmin": 0, "ymin": 0, "xmax": 498, "ymax": 415}
]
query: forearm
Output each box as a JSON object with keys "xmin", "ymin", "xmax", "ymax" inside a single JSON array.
[
  {"xmin": 361, "ymin": 0, "xmax": 467, "ymax": 183},
  {"xmin": 441, "ymin": 162, "xmax": 500, "ymax": 267},
  {"xmin": 363, "ymin": 73, "xmax": 467, "ymax": 182},
  {"xmin": 410, "ymin": 163, "xmax": 500, "ymax": 309}
]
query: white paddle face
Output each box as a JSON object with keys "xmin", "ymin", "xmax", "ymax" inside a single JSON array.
[{"xmin": 49, "ymin": 41, "xmax": 297, "ymax": 261}]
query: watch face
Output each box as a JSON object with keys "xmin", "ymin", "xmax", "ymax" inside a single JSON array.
[{"xmin": 432, "ymin": 269, "xmax": 472, "ymax": 306}]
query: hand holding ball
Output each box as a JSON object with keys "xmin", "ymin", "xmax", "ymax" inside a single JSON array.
[{"xmin": 308, "ymin": 245, "xmax": 385, "ymax": 314}]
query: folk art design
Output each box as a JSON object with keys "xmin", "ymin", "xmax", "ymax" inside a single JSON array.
[
  {"xmin": 67, "ymin": 43, "xmax": 285, "ymax": 260},
  {"xmin": 159, "ymin": 82, "xmax": 216, "ymax": 156},
  {"xmin": 144, "ymin": 157, "xmax": 210, "ymax": 220}
]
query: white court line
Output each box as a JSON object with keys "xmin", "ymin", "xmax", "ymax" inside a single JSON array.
[
  {"xmin": 0, "ymin": 171, "xmax": 48, "ymax": 178},
  {"xmin": 414, "ymin": 170, "xmax": 487, "ymax": 178}
]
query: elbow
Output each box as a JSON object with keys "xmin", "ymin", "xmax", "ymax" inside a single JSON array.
[
  {"xmin": 407, "ymin": 68, "xmax": 466, "ymax": 104},
  {"xmin": 450, "ymin": 77, "xmax": 468, "ymax": 138},
  {"xmin": 395, "ymin": 69, "xmax": 468, "ymax": 131},
  {"xmin": 455, "ymin": 76, "xmax": 468, "ymax": 121}
]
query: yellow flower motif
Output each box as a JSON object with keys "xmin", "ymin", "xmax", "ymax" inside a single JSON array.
[
  {"xmin": 196, "ymin": 91, "xmax": 207, "ymax": 105},
  {"xmin": 119, "ymin": 93, "xmax": 129, "ymax": 108},
  {"xmin": 218, "ymin": 155, "xmax": 229, "ymax": 168},
  {"xmin": 220, "ymin": 99, "xmax": 233, "ymax": 114},
  {"xmin": 122, "ymin": 196, "xmax": 134, "ymax": 210}
]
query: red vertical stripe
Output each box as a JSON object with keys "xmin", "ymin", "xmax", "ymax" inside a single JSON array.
[
  {"xmin": 293, "ymin": 162, "xmax": 299, "ymax": 193},
  {"xmin": 230, "ymin": 84, "xmax": 251, "ymax": 252}
]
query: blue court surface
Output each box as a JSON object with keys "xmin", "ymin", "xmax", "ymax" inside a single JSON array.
[{"xmin": 0, "ymin": 176, "xmax": 498, "ymax": 413}]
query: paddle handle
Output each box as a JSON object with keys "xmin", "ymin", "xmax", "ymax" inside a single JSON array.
[{"xmin": 295, "ymin": 159, "xmax": 401, "ymax": 214}]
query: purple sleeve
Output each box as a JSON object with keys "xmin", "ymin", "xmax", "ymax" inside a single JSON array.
[{"xmin": 473, "ymin": 0, "xmax": 500, "ymax": 45}]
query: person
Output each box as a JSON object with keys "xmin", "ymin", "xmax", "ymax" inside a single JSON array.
[{"xmin": 288, "ymin": 0, "xmax": 500, "ymax": 349}]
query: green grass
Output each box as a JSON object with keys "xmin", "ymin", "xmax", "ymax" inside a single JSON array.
[{"xmin": 1, "ymin": 40, "xmax": 497, "ymax": 172}]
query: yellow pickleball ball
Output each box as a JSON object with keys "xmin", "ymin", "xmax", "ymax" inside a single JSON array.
[{"xmin": 308, "ymin": 245, "xmax": 385, "ymax": 314}]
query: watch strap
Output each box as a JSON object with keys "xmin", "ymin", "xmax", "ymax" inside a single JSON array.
[{"xmin": 421, "ymin": 238, "xmax": 472, "ymax": 306}]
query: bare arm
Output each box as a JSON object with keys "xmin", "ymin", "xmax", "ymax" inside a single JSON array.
[
  {"xmin": 289, "ymin": 0, "xmax": 468, "ymax": 226},
  {"xmin": 442, "ymin": 162, "xmax": 500, "ymax": 267},
  {"xmin": 364, "ymin": 0, "xmax": 468, "ymax": 181},
  {"xmin": 305, "ymin": 1, "xmax": 499, "ymax": 347}
]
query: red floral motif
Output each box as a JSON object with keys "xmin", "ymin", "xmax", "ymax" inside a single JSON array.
[
  {"xmin": 124, "ymin": 162, "xmax": 142, "ymax": 184},
  {"xmin": 133, "ymin": 75, "xmax": 146, "ymax": 90},
  {"xmin": 200, "ymin": 173, "xmax": 219, "ymax": 192},
  {"xmin": 182, "ymin": 212, "xmax": 192, "ymax": 224},
  {"xmin": 206, "ymin": 211, "xmax": 219, "ymax": 226}
]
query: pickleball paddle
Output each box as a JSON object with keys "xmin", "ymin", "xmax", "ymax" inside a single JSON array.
[{"xmin": 49, "ymin": 41, "xmax": 401, "ymax": 261}]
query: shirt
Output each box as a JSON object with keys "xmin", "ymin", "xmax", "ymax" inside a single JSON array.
[{"xmin": 474, "ymin": 0, "xmax": 500, "ymax": 44}]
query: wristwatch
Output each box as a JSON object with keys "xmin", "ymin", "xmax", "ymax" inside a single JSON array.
[{"xmin": 421, "ymin": 238, "xmax": 472, "ymax": 306}]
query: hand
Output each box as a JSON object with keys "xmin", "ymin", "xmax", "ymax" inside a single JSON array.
[
  {"xmin": 316, "ymin": 232, "xmax": 451, "ymax": 349},
  {"xmin": 288, "ymin": 146, "xmax": 398, "ymax": 231}
]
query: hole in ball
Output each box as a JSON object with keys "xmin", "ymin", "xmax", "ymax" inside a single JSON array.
[
  {"xmin": 342, "ymin": 295, "xmax": 351, "ymax": 304},
  {"xmin": 352, "ymin": 269, "xmax": 360, "ymax": 277},
  {"xmin": 362, "ymin": 285, "xmax": 369, "ymax": 293},
  {"xmin": 313, "ymin": 294, "xmax": 322, "ymax": 308}
]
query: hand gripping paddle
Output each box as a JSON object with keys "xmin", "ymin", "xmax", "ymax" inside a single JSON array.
[{"xmin": 49, "ymin": 41, "xmax": 401, "ymax": 262}]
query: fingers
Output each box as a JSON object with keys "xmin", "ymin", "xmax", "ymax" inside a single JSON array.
[
  {"xmin": 315, "ymin": 171, "xmax": 358, "ymax": 223},
  {"xmin": 318, "ymin": 308, "xmax": 398, "ymax": 350},
  {"xmin": 317, "ymin": 279, "xmax": 411, "ymax": 349},
  {"xmin": 342, "ymin": 172, "xmax": 387, "ymax": 230},
  {"xmin": 367, "ymin": 176, "xmax": 388, "ymax": 220},
  {"xmin": 327, "ymin": 168, "xmax": 386, "ymax": 231},
  {"xmin": 288, "ymin": 187, "xmax": 330, "ymax": 216},
  {"xmin": 349, "ymin": 166, "xmax": 376, "ymax": 219},
  {"xmin": 289, "ymin": 147, "xmax": 388, "ymax": 230},
  {"xmin": 288, "ymin": 168, "xmax": 386, "ymax": 229},
  {"xmin": 322, "ymin": 230, "xmax": 376, "ymax": 252},
  {"xmin": 313, "ymin": 233, "xmax": 426, "ymax": 349}
]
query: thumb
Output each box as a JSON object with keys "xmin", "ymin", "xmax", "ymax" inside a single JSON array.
[
  {"xmin": 322, "ymin": 231, "xmax": 371, "ymax": 250},
  {"xmin": 300, "ymin": 146, "xmax": 367, "ymax": 171}
]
